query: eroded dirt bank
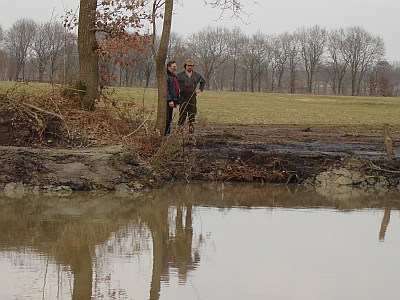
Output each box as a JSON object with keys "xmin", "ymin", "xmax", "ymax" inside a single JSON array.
[{"xmin": 1, "ymin": 124, "xmax": 399, "ymax": 193}]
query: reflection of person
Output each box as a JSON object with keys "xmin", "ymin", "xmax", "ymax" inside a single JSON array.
[
  {"xmin": 177, "ymin": 59, "xmax": 206, "ymax": 134},
  {"xmin": 166, "ymin": 60, "xmax": 180, "ymax": 135}
]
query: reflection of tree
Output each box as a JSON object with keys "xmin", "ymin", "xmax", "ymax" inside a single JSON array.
[
  {"xmin": 71, "ymin": 246, "xmax": 92, "ymax": 300},
  {"xmin": 0, "ymin": 195, "xmax": 135, "ymax": 299},
  {"xmin": 171, "ymin": 204, "xmax": 198, "ymax": 283},
  {"xmin": 142, "ymin": 198, "xmax": 199, "ymax": 300},
  {"xmin": 379, "ymin": 207, "xmax": 391, "ymax": 242},
  {"xmin": 0, "ymin": 219, "xmax": 122, "ymax": 299},
  {"xmin": 145, "ymin": 202, "xmax": 169, "ymax": 300}
]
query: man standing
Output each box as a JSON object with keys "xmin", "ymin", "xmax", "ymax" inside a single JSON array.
[
  {"xmin": 166, "ymin": 60, "xmax": 180, "ymax": 135},
  {"xmin": 177, "ymin": 59, "xmax": 206, "ymax": 134}
]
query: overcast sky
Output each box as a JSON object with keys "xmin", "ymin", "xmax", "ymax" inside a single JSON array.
[{"xmin": 1, "ymin": 0, "xmax": 399, "ymax": 61}]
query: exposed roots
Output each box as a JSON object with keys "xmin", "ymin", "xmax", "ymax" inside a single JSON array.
[{"xmin": 211, "ymin": 156, "xmax": 298, "ymax": 183}]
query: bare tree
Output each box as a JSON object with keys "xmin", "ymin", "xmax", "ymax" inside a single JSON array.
[
  {"xmin": 32, "ymin": 23, "xmax": 52, "ymax": 82},
  {"xmin": 343, "ymin": 26, "xmax": 385, "ymax": 96},
  {"xmin": 47, "ymin": 22, "xmax": 66, "ymax": 83},
  {"xmin": 115, "ymin": 47, "xmax": 141, "ymax": 87},
  {"xmin": 298, "ymin": 25, "xmax": 326, "ymax": 93},
  {"xmin": 239, "ymin": 35, "xmax": 256, "ymax": 92},
  {"xmin": 31, "ymin": 21, "xmax": 65, "ymax": 82},
  {"xmin": 227, "ymin": 27, "xmax": 246, "ymax": 91},
  {"xmin": 392, "ymin": 61, "xmax": 400, "ymax": 96},
  {"xmin": 188, "ymin": 26, "xmax": 230, "ymax": 90},
  {"xmin": 240, "ymin": 32, "xmax": 269, "ymax": 92},
  {"xmin": 272, "ymin": 33, "xmax": 291, "ymax": 92},
  {"xmin": 367, "ymin": 60, "xmax": 394, "ymax": 97},
  {"xmin": 167, "ymin": 32, "xmax": 189, "ymax": 66},
  {"xmin": 255, "ymin": 33, "xmax": 272, "ymax": 92},
  {"xmin": 327, "ymin": 29, "xmax": 350, "ymax": 94},
  {"xmin": 287, "ymin": 32, "xmax": 300, "ymax": 94},
  {"xmin": 138, "ymin": 41, "xmax": 156, "ymax": 88},
  {"xmin": 5, "ymin": 18, "xmax": 37, "ymax": 81},
  {"xmin": 62, "ymin": 32, "xmax": 79, "ymax": 84}
]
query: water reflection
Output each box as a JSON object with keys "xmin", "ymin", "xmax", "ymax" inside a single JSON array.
[
  {"xmin": 0, "ymin": 183, "xmax": 399, "ymax": 299},
  {"xmin": 379, "ymin": 207, "xmax": 391, "ymax": 242}
]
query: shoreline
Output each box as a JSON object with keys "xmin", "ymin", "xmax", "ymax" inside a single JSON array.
[{"xmin": 1, "ymin": 134, "xmax": 399, "ymax": 195}]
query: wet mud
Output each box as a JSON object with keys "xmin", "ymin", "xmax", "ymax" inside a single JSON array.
[{"xmin": 0, "ymin": 123, "xmax": 399, "ymax": 192}]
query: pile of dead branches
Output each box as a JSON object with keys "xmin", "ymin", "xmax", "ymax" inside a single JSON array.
[
  {"xmin": 0, "ymin": 86, "xmax": 66, "ymax": 146},
  {"xmin": 0, "ymin": 84, "xmax": 156, "ymax": 149}
]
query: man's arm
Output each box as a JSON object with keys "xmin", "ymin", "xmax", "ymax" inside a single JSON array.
[
  {"xmin": 166, "ymin": 76, "xmax": 176, "ymax": 101},
  {"xmin": 167, "ymin": 79, "xmax": 173, "ymax": 101}
]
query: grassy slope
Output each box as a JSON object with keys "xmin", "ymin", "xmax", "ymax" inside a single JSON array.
[{"xmin": 1, "ymin": 82, "xmax": 399, "ymax": 130}]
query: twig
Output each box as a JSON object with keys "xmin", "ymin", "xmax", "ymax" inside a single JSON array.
[{"xmin": 124, "ymin": 114, "xmax": 152, "ymax": 138}]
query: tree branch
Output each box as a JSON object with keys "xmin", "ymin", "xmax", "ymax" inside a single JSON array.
[{"xmin": 203, "ymin": 0, "xmax": 258, "ymax": 20}]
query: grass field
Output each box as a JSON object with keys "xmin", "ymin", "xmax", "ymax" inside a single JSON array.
[{"xmin": 1, "ymin": 82, "xmax": 400, "ymax": 129}]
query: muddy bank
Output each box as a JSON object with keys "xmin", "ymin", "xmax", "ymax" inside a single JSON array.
[
  {"xmin": 1, "ymin": 124, "xmax": 399, "ymax": 193},
  {"xmin": 0, "ymin": 145, "xmax": 150, "ymax": 192}
]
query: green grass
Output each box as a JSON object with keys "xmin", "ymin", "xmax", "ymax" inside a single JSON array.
[
  {"xmin": 112, "ymin": 87, "xmax": 400, "ymax": 130},
  {"xmin": 107, "ymin": 86, "xmax": 159, "ymax": 109},
  {"xmin": 1, "ymin": 82, "xmax": 400, "ymax": 129},
  {"xmin": 197, "ymin": 91, "xmax": 400, "ymax": 126},
  {"xmin": 0, "ymin": 81, "xmax": 65, "ymax": 98}
]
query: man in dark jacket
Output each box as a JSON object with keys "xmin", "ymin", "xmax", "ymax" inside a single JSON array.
[
  {"xmin": 177, "ymin": 59, "xmax": 206, "ymax": 134},
  {"xmin": 166, "ymin": 60, "xmax": 180, "ymax": 135}
]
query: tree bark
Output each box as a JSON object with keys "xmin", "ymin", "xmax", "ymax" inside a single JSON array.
[
  {"xmin": 155, "ymin": 0, "xmax": 174, "ymax": 135},
  {"xmin": 78, "ymin": 0, "xmax": 99, "ymax": 111}
]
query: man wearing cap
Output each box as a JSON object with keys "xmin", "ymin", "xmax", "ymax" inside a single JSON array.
[{"xmin": 177, "ymin": 59, "xmax": 206, "ymax": 134}]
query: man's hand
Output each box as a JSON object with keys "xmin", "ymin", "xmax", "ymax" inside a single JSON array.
[{"xmin": 169, "ymin": 100, "xmax": 175, "ymax": 108}]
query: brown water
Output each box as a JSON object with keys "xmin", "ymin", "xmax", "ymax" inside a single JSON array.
[{"xmin": 0, "ymin": 183, "xmax": 399, "ymax": 300}]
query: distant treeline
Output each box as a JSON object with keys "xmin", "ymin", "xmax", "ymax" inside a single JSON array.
[{"xmin": 0, "ymin": 19, "xmax": 399, "ymax": 96}]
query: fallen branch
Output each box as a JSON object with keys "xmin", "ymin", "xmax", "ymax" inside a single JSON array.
[
  {"xmin": 369, "ymin": 161, "xmax": 400, "ymax": 174},
  {"xmin": 20, "ymin": 102, "xmax": 64, "ymax": 120}
]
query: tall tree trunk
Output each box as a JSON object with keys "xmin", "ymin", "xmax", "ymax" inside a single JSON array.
[
  {"xmin": 78, "ymin": 0, "xmax": 99, "ymax": 111},
  {"xmin": 155, "ymin": 0, "xmax": 173, "ymax": 135}
]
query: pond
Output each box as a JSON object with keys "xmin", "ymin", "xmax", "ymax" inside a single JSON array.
[{"xmin": 0, "ymin": 183, "xmax": 399, "ymax": 300}]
